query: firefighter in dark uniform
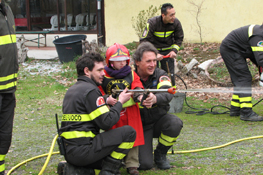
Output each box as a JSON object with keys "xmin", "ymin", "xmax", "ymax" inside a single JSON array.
[
  {"xmin": 140, "ymin": 3, "xmax": 184, "ymax": 86},
  {"xmin": 0, "ymin": 1, "xmax": 19, "ymax": 174},
  {"xmin": 220, "ymin": 24, "xmax": 263, "ymax": 121},
  {"xmin": 133, "ymin": 42, "xmax": 183, "ymax": 170},
  {"xmin": 59, "ymin": 52, "xmax": 136, "ymax": 175}
]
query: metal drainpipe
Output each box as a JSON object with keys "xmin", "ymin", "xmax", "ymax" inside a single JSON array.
[{"xmin": 97, "ymin": 0, "xmax": 102, "ymax": 45}]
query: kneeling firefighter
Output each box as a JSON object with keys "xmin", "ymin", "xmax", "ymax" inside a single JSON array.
[{"xmin": 58, "ymin": 52, "xmax": 136, "ymax": 175}]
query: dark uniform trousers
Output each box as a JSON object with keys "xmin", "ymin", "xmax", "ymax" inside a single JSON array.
[
  {"xmin": 138, "ymin": 113, "xmax": 183, "ymax": 170},
  {"xmin": 220, "ymin": 45, "xmax": 253, "ymax": 114},
  {"xmin": 159, "ymin": 50, "xmax": 176, "ymax": 86},
  {"xmin": 0, "ymin": 93, "xmax": 16, "ymax": 170},
  {"xmin": 64, "ymin": 125, "xmax": 136, "ymax": 169}
]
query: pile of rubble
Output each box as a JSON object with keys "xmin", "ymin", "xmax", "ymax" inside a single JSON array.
[
  {"xmin": 176, "ymin": 56, "xmax": 232, "ymax": 86},
  {"xmin": 16, "ymin": 35, "xmax": 28, "ymax": 63}
]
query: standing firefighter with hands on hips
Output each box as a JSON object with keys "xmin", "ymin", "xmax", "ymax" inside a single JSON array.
[
  {"xmin": 133, "ymin": 42, "xmax": 183, "ymax": 170},
  {"xmin": 0, "ymin": 0, "xmax": 19, "ymax": 174},
  {"xmin": 100, "ymin": 43, "xmax": 145, "ymax": 175},
  {"xmin": 59, "ymin": 52, "xmax": 136, "ymax": 175},
  {"xmin": 140, "ymin": 3, "xmax": 184, "ymax": 86},
  {"xmin": 220, "ymin": 24, "xmax": 263, "ymax": 122}
]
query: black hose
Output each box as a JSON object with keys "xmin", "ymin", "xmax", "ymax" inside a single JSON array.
[{"xmin": 174, "ymin": 74, "xmax": 263, "ymax": 115}]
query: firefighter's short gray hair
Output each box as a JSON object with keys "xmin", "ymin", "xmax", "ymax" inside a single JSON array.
[{"xmin": 132, "ymin": 42, "xmax": 158, "ymax": 66}]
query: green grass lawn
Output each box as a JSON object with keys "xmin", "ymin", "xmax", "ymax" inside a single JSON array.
[{"xmin": 5, "ymin": 59, "xmax": 263, "ymax": 175}]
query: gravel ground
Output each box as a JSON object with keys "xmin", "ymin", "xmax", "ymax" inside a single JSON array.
[{"xmin": 21, "ymin": 59, "xmax": 63, "ymax": 76}]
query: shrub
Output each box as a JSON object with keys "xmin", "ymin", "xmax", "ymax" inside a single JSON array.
[{"xmin": 131, "ymin": 5, "xmax": 161, "ymax": 38}]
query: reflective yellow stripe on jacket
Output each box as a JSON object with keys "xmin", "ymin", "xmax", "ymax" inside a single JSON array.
[
  {"xmin": 248, "ymin": 24, "xmax": 255, "ymax": 37},
  {"xmin": 122, "ymin": 97, "xmax": 136, "ymax": 108},
  {"xmin": 62, "ymin": 105, "xmax": 109, "ymax": 122},
  {"xmin": 0, "ymin": 73, "xmax": 17, "ymax": 82},
  {"xmin": 0, "ymin": 81, "xmax": 17, "ymax": 90},
  {"xmin": 0, "ymin": 73, "xmax": 17, "ymax": 90},
  {"xmin": 0, "ymin": 34, "xmax": 16, "ymax": 45},
  {"xmin": 61, "ymin": 105, "xmax": 109, "ymax": 139},
  {"xmin": 171, "ymin": 44, "xmax": 180, "ymax": 51},
  {"xmin": 153, "ymin": 31, "xmax": 180, "ymax": 51},
  {"xmin": 141, "ymin": 23, "xmax": 149, "ymax": 38},
  {"xmin": 61, "ymin": 130, "xmax": 96, "ymax": 139},
  {"xmin": 157, "ymin": 80, "xmax": 172, "ymax": 89},
  {"xmin": 157, "ymin": 44, "xmax": 180, "ymax": 51},
  {"xmin": 154, "ymin": 31, "xmax": 173, "ymax": 38},
  {"xmin": 251, "ymin": 47, "xmax": 263, "ymax": 52},
  {"xmin": 248, "ymin": 24, "xmax": 263, "ymax": 52}
]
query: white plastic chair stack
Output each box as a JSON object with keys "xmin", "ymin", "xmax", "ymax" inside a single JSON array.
[
  {"xmin": 83, "ymin": 13, "xmax": 97, "ymax": 30},
  {"xmin": 61, "ymin": 14, "xmax": 73, "ymax": 31},
  {"xmin": 73, "ymin": 14, "xmax": 84, "ymax": 31},
  {"xmin": 50, "ymin": 15, "xmax": 61, "ymax": 31},
  {"xmin": 91, "ymin": 13, "xmax": 97, "ymax": 29}
]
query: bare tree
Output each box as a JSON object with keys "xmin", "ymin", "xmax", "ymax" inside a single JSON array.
[{"xmin": 188, "ymin": 0, "xmax": 205, "ymax": 44}]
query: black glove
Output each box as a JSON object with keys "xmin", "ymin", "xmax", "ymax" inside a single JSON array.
[{"xmin": 140, "ymin": 92, "xmax": 149, "ymax": 107}]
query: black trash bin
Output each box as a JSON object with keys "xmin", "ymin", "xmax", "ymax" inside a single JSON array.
[{"xmin": 53, "ymin": 35, "xmax": 87, "ymax": 63}]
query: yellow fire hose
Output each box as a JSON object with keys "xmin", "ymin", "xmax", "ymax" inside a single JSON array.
[
  {"xmin": 6, "ymin": 134, "xmax": 263, "ymax": 175},
  {"xmin": 7, "ymin": 135, "xmax": 59, "ymax": 175}
]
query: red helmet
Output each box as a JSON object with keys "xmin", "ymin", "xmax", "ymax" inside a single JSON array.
[{"xmin": 105, "ymin": 43, "xmax": 130, "ymax": 67}]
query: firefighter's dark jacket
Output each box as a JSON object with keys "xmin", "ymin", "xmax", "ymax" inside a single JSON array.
[
  {"xmin": 140, "ymin": 15, "xmax": 184, "ymax": 53},
  {"xmin": 59, "ymin": 76, "xmax": 123, "ymax": 146},
  {"xmin": 136, "ymin": 68, "xmax": 173, "ymax": 125},
  {"xmin": 0, "ymin": 1, "xmax": 18, "ymax": 93},
  {"xmin": 221, "ymin": 24, "xmax": 263, "ymax": 67}
]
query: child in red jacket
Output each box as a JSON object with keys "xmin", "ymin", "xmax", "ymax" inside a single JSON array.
[{"xmin": 101, "ymin": 43, "xmax": 144, "ymax": 175}]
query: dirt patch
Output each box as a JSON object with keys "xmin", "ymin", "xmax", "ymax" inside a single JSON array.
[{"xmin": 178, "ymin": 42, "xmax": 221, "ymax": 63}]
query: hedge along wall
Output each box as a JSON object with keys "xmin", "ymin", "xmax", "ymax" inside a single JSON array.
[{"xmin": 104, "ymin": 0, "xmax": 262, "ymax": 46}]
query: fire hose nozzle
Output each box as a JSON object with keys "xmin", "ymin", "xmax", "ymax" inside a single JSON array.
[
  {"xmin": 163, "ymin": 55, "xmax": 170, "ymax": 59},
  {"xmin": 112, "ymin": 87, "xmax": 176, "ymax": 95},
  {"xmin": 168, "ymin": 87, "xmax": 176, "ymax": 94}
]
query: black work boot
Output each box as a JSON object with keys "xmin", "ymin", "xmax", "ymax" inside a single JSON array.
[
  {"xmin": 229, "ymin": 106, "xmax": 240, "ymax": 117},
  {"xmin": 154, "ymin": 143, "xmax": 171, "ymax": 170},
  {"xmin": 57, "ymin": 161, "xmax": 95, "ymax": 175},
  {"xmin": 240, "ymin": 111, "xmax": 263, "ymax": 121},
  {"xmin": 99, "ymin": 156, "xmax": 123, "ymax": 175}
]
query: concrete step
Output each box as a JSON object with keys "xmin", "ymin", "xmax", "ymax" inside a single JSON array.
[{"xmin": 27, "ymin": 46, "xmax": 58, "ymax": 60}]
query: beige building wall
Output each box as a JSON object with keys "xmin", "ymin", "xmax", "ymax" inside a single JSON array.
[{"xmin": 104, "ymin": 0, "xmax": 262, "ymax": 46}]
